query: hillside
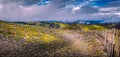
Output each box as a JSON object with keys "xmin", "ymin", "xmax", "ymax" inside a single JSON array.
[
  {"xmin": 13, "ymin": 21, "xmax": 107, "ymax": 30},
  {"xmin": 0, "ymin": 21, "xmax": 120, "ymax": 57}
]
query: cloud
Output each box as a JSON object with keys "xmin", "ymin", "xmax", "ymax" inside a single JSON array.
[
  {"xmin": 99, "ymin": 7, "xmax": 118, "ymax": 12},
  {"xmin": 0, "ymin": 0, "xmax": 58, "ymax": 21},
  {"xmin": 0, "ymin": 0, "xmax": 40, "ymax": 6},
  {"xmin": 106, "ymin": 0, "xmax": 120, "ymax": 7},
  {"xmin": 0, "ymin": 0, "xmax": 120, "ymax": 22}
]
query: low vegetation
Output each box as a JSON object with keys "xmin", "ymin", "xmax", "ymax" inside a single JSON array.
[{"xmin": 0, "ymin": 21, "xmax": 120, "ymax": 57}]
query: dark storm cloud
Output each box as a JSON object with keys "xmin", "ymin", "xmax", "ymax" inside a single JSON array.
[{"xmin": 80, "ymin": 5, "xmax": 98, "ymax": 13}]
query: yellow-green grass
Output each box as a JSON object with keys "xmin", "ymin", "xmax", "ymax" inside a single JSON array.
[
  {"xmin": 80, "ymin": 25, "xmax": 107, "ymax": 31},
  {"xmin": 0, "ymin": 22, "xmax": 61, "ymax": 43},
  {"xmin": 56, "ymin": 23, "xmax": 108, "ymax": 31}
]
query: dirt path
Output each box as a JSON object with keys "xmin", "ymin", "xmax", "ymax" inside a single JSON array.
[{"xmin": 60, "ymin": 30, "xmax": 90, "ymax": 52}]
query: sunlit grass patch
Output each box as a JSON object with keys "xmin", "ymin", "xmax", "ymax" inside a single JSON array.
[
  {"xmin": 40, "ymin": 34, "xmax": 57, "ymax": 43},
  {"xmin": 0, "ymin": 22, "xmax": 59, "ymax": 43},
  {"xmin": 81, "ymin": 25, "xmax": 107, "ymax": 31}
]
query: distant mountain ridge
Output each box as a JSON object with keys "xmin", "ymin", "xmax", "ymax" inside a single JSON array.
[{"xmin": 72, "ymin": 19, "xmax": 105, "ymax": 24}]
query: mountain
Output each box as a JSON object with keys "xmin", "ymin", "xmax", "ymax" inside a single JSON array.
[{"xmin": 73, "ymin": 19, "xmax": 105, "ymax": 24}]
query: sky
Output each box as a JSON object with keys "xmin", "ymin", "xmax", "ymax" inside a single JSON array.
[{"xmin": 0, "ymin": 0, "xmax": 120, "ymax": 22}]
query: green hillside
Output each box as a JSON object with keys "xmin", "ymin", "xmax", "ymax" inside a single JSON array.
[{"xmin": 0, "ymin": 21, "xmax": 120, "ymax": 57}]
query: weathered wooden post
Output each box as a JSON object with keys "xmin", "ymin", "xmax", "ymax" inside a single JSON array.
[{"xmin": 114, "ymin": 29, "xmax": 120, "ymax": 57}]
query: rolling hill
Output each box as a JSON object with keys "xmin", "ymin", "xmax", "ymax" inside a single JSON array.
[{"xmin": 0, "ymin": 21, "xmax": 120, "ymax": 57}]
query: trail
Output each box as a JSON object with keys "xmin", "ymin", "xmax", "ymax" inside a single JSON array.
[
  {"xmin": 60, "ymin": 30, "xmax": 90, "ymax": 53},
  {"xmin": 62, "ymin": 30, "xmax": 84, "ymax": 43}
]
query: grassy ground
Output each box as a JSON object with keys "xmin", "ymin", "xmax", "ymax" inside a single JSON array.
[{"xmin": 0, "ymin": 21, "xmax": 119, "ymax": 57}]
